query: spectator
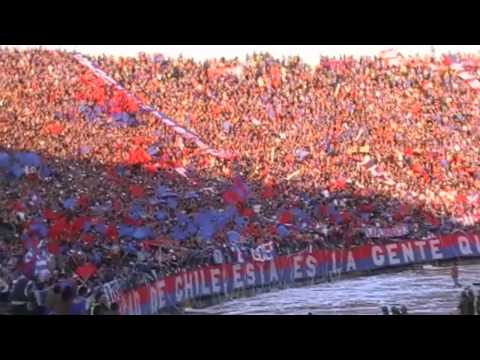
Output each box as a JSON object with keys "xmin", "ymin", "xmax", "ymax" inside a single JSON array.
[
  {"xmin": 104, "ymin": 302, "xmax": 120, "ymax": 315},
  {"xmin": 69, "ymin": 286, "xmax": 89, "ymax": 315},
  {"xmin": 89, "ymin": 293, "xmax": 109, "ymax": 315},
  {"xmin": 55, "ymin": 286, "xmax": 75, "ymax": 315},
  {"xmin": 45, "ymin": 284, "xmax": 62, "ymax": 315},
  {"xmin": 0, "ymin": 47, "xmax": 480, "ymax": 314}
]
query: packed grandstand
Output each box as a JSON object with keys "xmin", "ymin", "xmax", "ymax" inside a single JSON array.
[{"xmin": 1, "ymin": 46, "xmax": 480, "ymax": 314}]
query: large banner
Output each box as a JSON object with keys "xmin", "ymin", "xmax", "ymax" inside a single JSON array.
[
  {"xmin": 117, "ymin": 232, "xmax": 480, "ymax": 315},
  {"xmin": 363, "ymin": 224, "xmax": 410, "ymax": 239},
  {"xmin": 73, "ymin": 54, "xmax": 232, "ymax": 159}
]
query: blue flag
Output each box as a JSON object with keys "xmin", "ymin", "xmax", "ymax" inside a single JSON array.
[
  {"xmin": 277, "ymin": 224, "xmax": 289, "ymax": 238},
  {"xmin": 14, "ymin": 152, "xmax": 41, "ymax": 167},
  {"xmin": 234, "ymin": 216, "xmax": 247, "ymax": 231},
  {"xmin": 147, "ymin": 146, "xmax": 160, "ymax": 156},
  {"xmin": 167, "ymin": 198, "xmax": 178, "ymax": 209},
  {"xmin": 30, "ymin": 219, "xmax": 48, "ymax": 238},
  {"xmin": 129, "ymin": 204, "xmax": 144, "ymax": 220},
  {"xmin": 0, "ymin": 152, "xmax": 10, "ymax": 168},
  {"xmin": 10, "ymin": 163, "xmax": 25, "ymax": 178},
  {"xmin": 63, "ymin": 198, "xmax": 76, "ymax": 210},
  {"xmin": 133, "ymin": 227, "xmax": 153, "ymax": 240},
  {"xmin": 227, "ymin": 231, "xmax": 240, "ymax": 244},
  {"xmin": 119, "ymin": 225, "xmax": 135, "ymax": 238},
  {"xmin": 154, "ymin": 211, "xmax": 168, "ymax": 222},
  {"xmin": 38, "ymin": 166, "xmax": 51, "ymax": 179},
  {"xmin": 295, "ymin": 149, "xmax": 310, "ymax": 161},
  {"xmin": 95, "ymin": 223, "xmax": 107, "ymax": 235}
]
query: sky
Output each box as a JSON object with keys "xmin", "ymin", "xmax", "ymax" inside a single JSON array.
[{"xmin": 5, "ymin": 45, "xmax": 480, "ymax": 66}]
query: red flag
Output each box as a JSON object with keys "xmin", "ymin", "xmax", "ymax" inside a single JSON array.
[
  {"xmin": 240, "ymin": 207, "xmax": 255, "ymax": 218},
  {"xmin": 358, "ymin": 203, "xmax": 375, "ymax": 213},
  {"xmin": 111, "ymin": 198, "xmax": 122, "ymax": 212},
  {"xmin": 78, "ymin": 195, "xmax": 89, "ymax": 210},
  {"xmin": 106, "ymin": 224, "xmax": 118, "ymax": 242},
  {"xmin": 223, "ymin": 190, "xmax": 241, "ymax": 205},
  {"xmin": 278, "ymin": 210, "xmax": 293, "ymax": 225},
  {"xmin": 80, "ymin": 233, "xmax": 95, "ymax": 246},
  {"xmin": 242, "ymin": 223, "xmax": 260, "ymax": 237},
  {"xmin": 47, "ymin": 241, "xmax": 60, "ymax": 255},
  {"xmin": 13, "ymin": 201, "xmax": 26, "ymax": 212},
  {"xmin": 456, "ymin": 194, "xmax": 467, "ymax": 204},
  {"xmin": 129, "ymin": 184, "xmax": 145, "ymax": 199},
  {"xmin": 422, "ymin": 211, "xmax": 440, "ymax": 227},
  {"xmin": 71, "ymin": 216, "xmax": 89, "ymax": 235},
  {"xmin": 143, "ymin": 163, "xmax": 160, "ymax": 174},
  {"xmin": 43, "ymin": 208, "xmax": 61, "ymax": 221},
  {"xmin": 127, "ymin": 148, "xmax": 151, "ymax": 165},
  {"xmin": 333, "ymin": 178, "xmax": 346, "ymax": 191},
  {"xmin": 261, "ymin": 185, "xmax": 276, "ymax": 199},
  {"xmin": 442, "ymin": 55, "xmax": 453, "ymax": 66},
  {"xmin": 48, "ymin": 217, "xmax": 67, "ymax": 240},
  {"xmin": 339, "ymin": 211, "xmax": 353, "ymax": 223},
  {"xmin": 44, "ymin": 122, "xmax": 64, "ymax": 136},
  {"xmin": 123, "ymin": 216, "xmax": 142, "ymax": 227},
  {"xmin": 317, "ymin": 205, "xmax": 328, "ymax": 217},
  {"xmin": 75, "ymin": 263, "xmax": 97, "ymax": 280}
]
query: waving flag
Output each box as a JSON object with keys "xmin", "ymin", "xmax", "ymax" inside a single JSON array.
[
  {"xmin": 29, "ymin": 220, "xmax": 48, "ymax": 238},
  {"xmin": 95, "ymin": 223, "xmax": 107, "ymax": 235},
  {"xmin": 62, "ymin": 198, "xmax": 77, "ymax": 210},
  {"xmin": 9, "ymin": 163, "xmax": 25, "ymax": 178},
  {"xmin": 47, "ymin": 241, "xmax": 60, "ymax": 255},
  {"xmin": 133, "ymin": 227, "xmax": 153, "ymax": 240},
  {"xmin": 129, "ymin": 204, "xmax": 145, "ymax": 220},
  {"xmin": 48, "ymin": 217, "xmax": 68, "ymax": 240},
  {"xmin": 295, "ymin": 149, "xmax": 310, "ymax": 161},
  {"xmin": 0, "ymin": 152, "xmax": 10, "ymax": 168},
  {"xmin": 223, "ymin": 175, "xmax": 249, "ymax": 205},
  {"xmin": 233, "ymin": 175, "xmax": 249, "ymax": 201},
  {"xmin": 194, "ymin": 210, "xmax": 216, "ymax": 241},
  {"xmin": 278, "ymin": 210, "xmax": 293, "ymax": 225},
  {"xmin": 105, "ymin": 225, "xmax": 118, "ymax": 242},
  {"xmin": 44, "ymin": 122, "xmax": 64, "ymax": 136},
  {"xmin": 73, "ymin": 53, "xmax": 232, "ymax": 159},
  {"xmin": 71, "ymin": 216, "xmax": 90, "ymax": 235},
  {"xmin": 277, "ymin": 224, "xmax": 289, "ymax": 238},
  {"xmin": 119, "ymin": 224, "xmax": 135, "ymax": 238},
  {"xmin": 77, "ymin": 195, "xmax": 89, "ymax": 210},
  {"xmin": 422, "ymin": 211, "xmax": 440, "ymax": 228},
  {"xmin": 222, "ymin": 190, "xmax": 241, "ymax": 205},
  {"xmin": 38, "ymin": 165, "xmax": 51, "ymax": 179},
  {"xmin": 227, "ymin": 230, "xmax": 241, "ymax": 244},
  {"xmin": 129, "ymin": 184, "xmax": 145, "ymax": 199},
  {"xmin": 154, "ymin": 211, "xmax": 168, "ymax": 222},
  {"xmin": 75, "ymin": 263, "xmax": 97, "ymax": 281},
  {"xmin": 14, "ymin": 152, "xmax": 42, "ymax": 167},
  {"xmin": 261, "ymin": 184, "xmax": 276, "ymax": 199}
]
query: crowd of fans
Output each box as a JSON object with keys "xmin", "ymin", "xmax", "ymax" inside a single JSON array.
[{"xmin": 1, "ymin": 48, "xmax": 480, "ymax": 314}]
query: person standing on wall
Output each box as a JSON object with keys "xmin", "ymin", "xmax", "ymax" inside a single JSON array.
[{"xmin": 451, "ymin": 261, "xmax": 461, "ymax": 288}]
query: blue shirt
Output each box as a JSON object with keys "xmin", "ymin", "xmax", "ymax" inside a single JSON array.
[{"xmin": 69, "ymin": 297, "xmax": 87, "ymax": 315}]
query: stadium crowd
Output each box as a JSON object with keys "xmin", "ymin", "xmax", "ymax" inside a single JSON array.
[{"xmin": 1, "ymin": 48, "xmax": 480, "ymax": 314}]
